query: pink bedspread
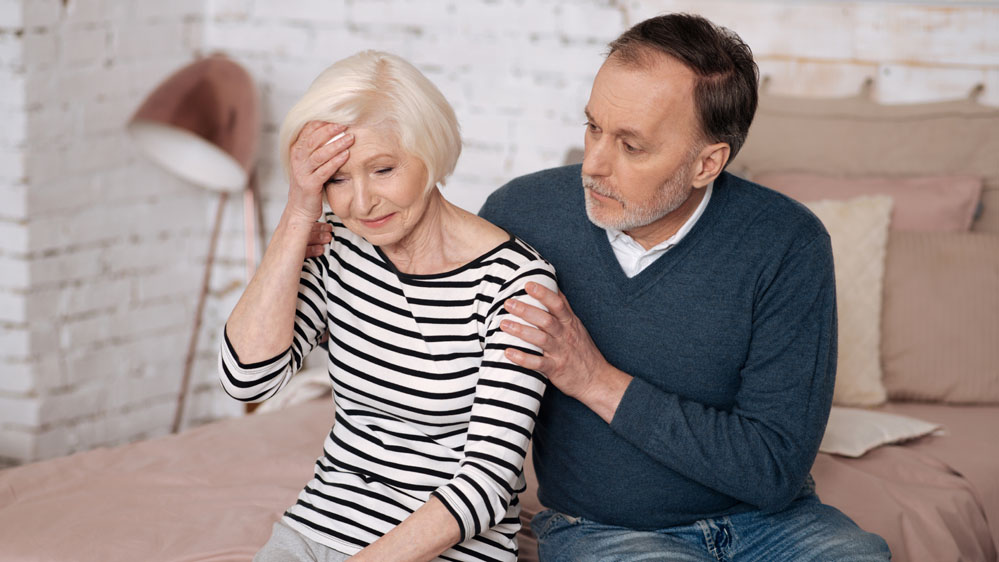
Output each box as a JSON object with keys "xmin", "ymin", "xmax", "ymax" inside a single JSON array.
[
  {"xmin": 0, "ymin": 401, "xmax": 333, "ymax": 562},
  {"xmin": 1, "ymin": 400, "xmax": 996, "ymax": 562},
  {"xmin": 812, "ymin": 402, "xmax": 999, "ymax": 562}
]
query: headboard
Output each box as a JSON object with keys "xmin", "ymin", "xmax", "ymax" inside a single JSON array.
[{"xmin": 730, "ymin": 94, "xmax": 999, "ymax": 234}]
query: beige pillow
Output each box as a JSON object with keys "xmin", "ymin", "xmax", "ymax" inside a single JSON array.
[
  {"xmin": 819, "ymin": 406, "xmax": 942, "ymax": 458},
  {"xmin": 882, "ymin": 232, "xmax": 999, "ymax": 403},
  {"xmin": 805, "ymin": 195, "xmax": 893, "ymax": 406}
]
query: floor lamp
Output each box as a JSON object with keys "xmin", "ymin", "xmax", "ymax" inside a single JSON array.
[{"xmin": 127, "ymin": 54, "xmax": 261, "ymax": 433}]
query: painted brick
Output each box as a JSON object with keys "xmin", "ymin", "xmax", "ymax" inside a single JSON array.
[
  {"xmin": 0, "ymin": 27, "xmax": 24, "ymax": 65},
  {"xmin": 114, "ymin": 19, "xmax": 190, "ymax": 62},
  {"xmin": 0, "ymin": 183, "xmax": 27, "ymax": 220},
  {"xmin": 62, "ymin": 25, "xmax": 110, "ymax": 65},
  {"xmin": 0, "ymin": 0, "xmax": 23, "ymax": 29},
  {"xmin": 757, "ymin": 58, "xmax": 877, "ymax": 99},
  {"xmin": 253, "ymin": 0, "xmax": 348, "ymax": 23},
  {"xmin": 875, "ymin": 63, "xmax": 990, "ymax": 105},
  {"xmin": 209, "ymin": 0, "xmax": 252, "ymax": 21},
  {"xmin": 0, "ymin": 146, "xmax": 25, "ymax": 183},
  {"xmin": 134, "ymin": 0, "xmax": 204, "ymax": 21},
  {"xmin": 22, "ymin": 0, "xmax": 60, "ymax": 28},
  {"xmin": 0, "ymin": 70, "xmax": 25, "ymax": 105},
  {"xmin": 854, "ymin": 4, "xmax": 999, "ymax": 67},
  {"xmin": 27, "ymin": 176, "xmax": 105, "ymax": 221},
  {"xmin": 22, "ymin": 28, "xmax": 57, "ymax": 67},
  {"xmin": 0, "ymin": 219, "xmax": 27, "ymax": 254},
  {"xmin": 0, "ymin": 395, "xmax": 40, "ymax": 426},
  {"xmin": 63, "ymin": 0, "xmax": 129, "ymax": 26},
  {"xmin": 0, "ymin": 360, "xmax": 32, "ymax": 392},
  {"xmin": 0, "ymin": 253, "xmax": 29, "ymax": 289},
  {"xmin": 0, "ymin": 324, "xmax": 29, "ymax": 357}
]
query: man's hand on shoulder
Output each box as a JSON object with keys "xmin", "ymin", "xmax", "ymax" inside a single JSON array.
[
  {"xmin": 305, "ymin": 222, "xmax": 333, "ymax": 258},
  {"xmin": 501, "ymin": 283, "xmax": 633, "ymax": 423}
]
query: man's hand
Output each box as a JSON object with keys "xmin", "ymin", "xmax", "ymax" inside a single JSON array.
[
  {"xmin": 305, "ymin": 221, "xmax": 333, "ymax": 257},
  {"xmin": 500, "ymin": 282, "xmax": 632, "ymax": 423}
]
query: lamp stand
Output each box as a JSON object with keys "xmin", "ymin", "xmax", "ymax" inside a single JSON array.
[{"xmin": 173, "ymin": 190, "xmax": 228, "ymax": 434}]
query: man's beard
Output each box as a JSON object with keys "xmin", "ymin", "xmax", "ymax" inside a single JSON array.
[{"xmin": 582, "ymin": 166, "xmax": 694, "ymax": 232}]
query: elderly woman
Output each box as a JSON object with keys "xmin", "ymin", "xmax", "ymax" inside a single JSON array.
[{"xmin": 218, "ymin": 51, "xmax": 556, "ymax": 562}]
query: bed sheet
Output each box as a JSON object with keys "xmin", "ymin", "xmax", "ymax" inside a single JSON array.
[
  {"xmin": 0, "ymin": 400, "xmax": 332, "ymax": 562},
  {"xmin": 812, "ymin": 402, "xmax": 999, "ymax": 562}
]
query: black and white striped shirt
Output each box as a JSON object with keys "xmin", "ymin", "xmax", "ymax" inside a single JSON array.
[{"xmin": 219, "ymin": 215, "xmax": 557, "ymax": 562}]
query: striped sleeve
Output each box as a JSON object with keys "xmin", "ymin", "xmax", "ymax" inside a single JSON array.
[
  {"xmin": 431, "ymin": 256, "xmax": 557, "ymax": 540},
  {"xmin": 218, "ymin": 254, "xmax": 328, "ymax": 403}
]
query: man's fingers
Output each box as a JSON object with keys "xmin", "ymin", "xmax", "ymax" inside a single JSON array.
[
  {"xmin": 504, "ymin": 298, "xmax": 558, "ymax": 333},
  {"xmin": 504, "ymin": 347, "xmax": 547, "ymax": 372},
  {"xmin": 500, "ymin": 319, "xmax": 549, "ymax": 348},
  {"xmin": 525, "ymin": 282, "xmax": 570, "ymax": 318}
]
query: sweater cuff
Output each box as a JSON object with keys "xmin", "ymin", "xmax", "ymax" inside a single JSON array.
[{"xmin": 609, "ymin": 377, "xmax": 677, "ymax": 450}]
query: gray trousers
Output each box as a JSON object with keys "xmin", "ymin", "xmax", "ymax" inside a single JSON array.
[{"xmin": 254, "ymin": 520, "xmax": 353, "ymax": 562}]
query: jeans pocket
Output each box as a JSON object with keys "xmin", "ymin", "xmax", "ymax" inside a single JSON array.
[{"xmin": 531, "ymin": 509, "xmax": 580, "ymax": 541}]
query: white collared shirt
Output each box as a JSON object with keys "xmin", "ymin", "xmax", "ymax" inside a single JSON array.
[{"xmin": 606, "ymin": 182, "xmax": 713, "ymax": 278}]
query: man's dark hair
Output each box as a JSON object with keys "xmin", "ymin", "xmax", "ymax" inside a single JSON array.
[{"xmin": 608, "ymin": 13, "xmax": 759, "ymax": 165}]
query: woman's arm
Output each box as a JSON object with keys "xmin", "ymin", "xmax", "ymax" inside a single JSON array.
[
  {"xmin": 349, "ymin": 497, "xmax": 460, "ymax": 562},
  {"xmin": 225, "ymin": 121, "xmax": 352, "ymax": 363}
]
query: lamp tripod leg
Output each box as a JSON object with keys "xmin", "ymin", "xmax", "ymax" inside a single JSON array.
[{"xmin": 173, "ymin": 191, "xmax": 228, "ymax": 434}]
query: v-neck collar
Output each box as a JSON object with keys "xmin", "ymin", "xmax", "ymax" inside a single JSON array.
[{"xmin": 583, "ymin": 174, "xmax": 730, "ymax": 301}]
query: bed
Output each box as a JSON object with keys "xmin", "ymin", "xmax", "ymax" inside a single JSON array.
[{"xmin": 1, "ymin": 94, "xmax": 997, "ymax": 561}]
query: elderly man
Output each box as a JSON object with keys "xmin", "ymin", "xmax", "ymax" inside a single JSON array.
[{"xmin": 476, "ymin": 13, "xmax": 891, "ymax": 562}]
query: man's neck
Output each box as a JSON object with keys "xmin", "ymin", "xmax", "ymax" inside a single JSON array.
[{"xmin": 623, "ymin": 185, "xmax": 709, "ymax": 250}]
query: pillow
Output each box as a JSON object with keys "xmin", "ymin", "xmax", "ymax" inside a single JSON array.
[
  {"xmin": 755, "ymin": 172, "xmax": 982, "ymax": 232},
  {"xmin": 819, "ymin": 406, "xmax": 942, "ymax": 458},
  {"xmin": 805, "ymin": 195, "xmax": 893, "ymax": 406},
  {"xmin": 881, "ymin": 231, "xmax": 999, "ymax": 403}
]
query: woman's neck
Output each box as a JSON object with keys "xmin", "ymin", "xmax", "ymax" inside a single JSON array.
[{"xmin": 380, "ymin": 188, "xmax": 461, "ymax": 275}]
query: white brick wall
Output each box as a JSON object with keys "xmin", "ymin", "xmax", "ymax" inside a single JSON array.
[{"xmin": 1, "ymin": 0, "xmax": 996, "ymax": 466}]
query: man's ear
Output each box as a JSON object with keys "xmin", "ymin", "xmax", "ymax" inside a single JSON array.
[{"xmin": 691, "ymin": 142, "xmax": 730, "ymax": 188}]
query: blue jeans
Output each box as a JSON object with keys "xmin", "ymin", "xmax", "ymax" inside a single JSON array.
[{"xmin": 531, "ymin": 491, "xmax": 890, "ymax": 561}]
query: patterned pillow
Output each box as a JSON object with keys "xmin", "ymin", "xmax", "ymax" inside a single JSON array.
[{"xmin": 805, "ymin": 195, "xmax": 893, "ymax": 406}]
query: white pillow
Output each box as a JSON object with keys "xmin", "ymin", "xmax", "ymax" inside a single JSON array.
[
  {"xmin": 819, "ymin": 406, "xmax": 943, "ymax": 458},
  {"xmin": 805, "ymin": 195, "xmax": 893, "ymax": 406}
]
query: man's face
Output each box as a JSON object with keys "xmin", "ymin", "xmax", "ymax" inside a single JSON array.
[{"xmin": 581, "ymin": 53, "xmax": 705, "ymax": 241}]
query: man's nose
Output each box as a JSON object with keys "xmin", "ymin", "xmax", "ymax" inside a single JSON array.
[{"xmin": 581, "ymin": 136, "xmax": 611, "ymax": 178}]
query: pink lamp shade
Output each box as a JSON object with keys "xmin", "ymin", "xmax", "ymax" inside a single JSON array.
[{"xmin": 127, "ymin": 54, "xmax": 261, "ymax": 193}]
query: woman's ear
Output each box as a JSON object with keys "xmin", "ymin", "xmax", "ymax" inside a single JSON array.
[{"xmin": 692, "ymin": 142, "xmax": 730, "ymax": 188}]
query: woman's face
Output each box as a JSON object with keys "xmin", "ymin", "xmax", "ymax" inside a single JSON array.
[{"xmin": 324, "ymin": 124, "xmax": 432, "ymax": 248}]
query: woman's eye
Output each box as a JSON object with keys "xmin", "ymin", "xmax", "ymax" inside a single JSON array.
[
  {"xmin": 325, "ymin": 177, "xmax": 345, "ymax": 186},
  {"xmin": 375, "ymin": 167, "xmax": 393, "ymax": 175}
]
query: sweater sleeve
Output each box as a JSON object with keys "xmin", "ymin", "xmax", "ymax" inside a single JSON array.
[
  {"xmin": 218, "ymin": 254, "xmax": 328, "ymax": 403},
  {"xmin": 609, "ymin": 232, "xmax": 837, "ymax": 513},
  {"xmin": 431, "ymin": 259, "xmax": 557, "ymax": 541}
]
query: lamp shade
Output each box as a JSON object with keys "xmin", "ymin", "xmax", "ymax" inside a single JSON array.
[{"xmin": 127, "ymin": 54, "xmax": 260, "ymax": 193}]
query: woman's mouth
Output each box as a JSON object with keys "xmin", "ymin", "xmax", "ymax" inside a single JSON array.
[{"xmin": 360, "ymin": 213, "xmax": 396, "ymax": 228}]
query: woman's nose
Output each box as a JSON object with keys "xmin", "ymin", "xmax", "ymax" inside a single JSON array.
[{"xmin": 351, "ymin": 180, "xmax": 375, "ymax": 216}]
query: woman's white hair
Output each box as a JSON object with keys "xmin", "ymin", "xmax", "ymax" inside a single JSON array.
[{"xmin": 278, "ymin": 50, "xmax": 461, "ymax": 191}]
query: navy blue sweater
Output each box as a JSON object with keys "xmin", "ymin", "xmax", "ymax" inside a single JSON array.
[{"xmin": 479, "ymin": 165, "xmax": 837, "ymax": 529}]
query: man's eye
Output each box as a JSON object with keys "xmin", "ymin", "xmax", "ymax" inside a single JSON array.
[
  {"xmin": 623, "ymin": 142, "xmax": 640, "ymax": 153},
  {"xmin": 584, "ymin": 121, "xmax": 599, "ymax": 133}
]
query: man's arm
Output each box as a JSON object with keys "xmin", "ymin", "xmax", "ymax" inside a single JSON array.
[{"xmin": 502, "ymin": 234, "xmax": 837, "ymax": 513}]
